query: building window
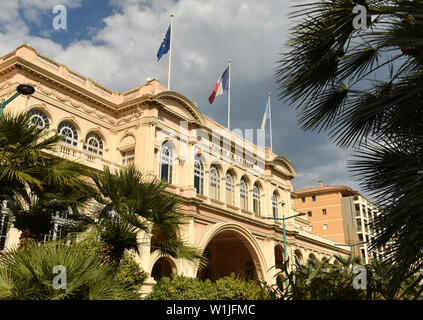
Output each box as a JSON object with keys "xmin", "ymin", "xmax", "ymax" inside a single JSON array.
[
  {"xmin": 225, "ymin": 173, "xmax": 235, "ymax": 206},
  {"xmin": 209, "ymin": 166, "xmax": 220, "ymax": 200},
  {"xmin": 323, "ymin": 224, "xmax": 328, "ymax": 231},
  {"xmin": 322, "ymin": 208, "xmax": 327, "ymax": 216},
  {"xmin": 121, "ymin": 149, "xmax": 135, "ymax": 166},
  {"xmin": 312, "ymin": 195, "xmax": 316, "ymax": 202},
  {"xmin": 301, "ymin": 197, "xmax": 305, "ymax": 203},
  {"xmin": 272, "ymin": 193, "xmax": 278, "ymax": 219},
  {"xmin": 160, "ymin": 143, "xmax": 173, "ymax": 184},
  {"xmin": 240, "ymin": 179, "xmax": 248, "ymax": 211},
  {"xmin": 308, "ymin": 211, "xmax": 312, "ymax": 217},
  {"xmin": 83, "ymin": 133, "xmax": 104, "ymax": 156},
  {"xmin": 194, "ymin": 158, "xmax": 204, "ymax": 195},
  {"xmin": 309, "ymin": 225, "xmax": 313, "ymax": 232},
  {"xmin": 28, "ymin": 109, "xmax": 50, "ymax": 129},
  {"xmin": 57, "ymin": 121, "xmax": 78, "ymax": 147},
  {"xmin": 253, "ymin": 184, "xmax": 261, "ymax": 215}
]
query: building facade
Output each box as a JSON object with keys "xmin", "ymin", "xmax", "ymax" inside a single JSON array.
[
  {"xmin": 293, "ymin": 182, "xmax": 384, "ymax": 264},
  {"xmin": 0, "ymin": 44, "xmax": 349, "ymax": 293}
]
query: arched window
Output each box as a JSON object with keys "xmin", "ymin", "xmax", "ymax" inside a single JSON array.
[
  {"xmin": 272, "ymin": 193, "xmax": 278, "ymax": 219},
  {"xmin": 240, "ymin": 178, "xmax": 248, "ymax": 211},
  {"xmin": 253, "ymin": 184, "xmax": 261, "ymax": 215},
  {"xmin": 209, "ymin": 166, "xmax": 220, "ymax": 200},
  {"xmin": 28, "ymin": 109, "xmax": 49, "ymax": 129},
  {"xmin": 83, "ymin": 133, "xmax": 104, "ymax": 156},
  {"xmin": 57, "ymin": 121, "xmax": 78, "ymax": 147},
  {"xmin": 160, "ymin": 142, "xmax": 173, "ymax": 183},
  {"xmin": 225, "ymin": 172, "xmax": 235, "ymax": 206},
  {"xmin": 194, "ymin": 158, "xmax": 204, "ymax": 195},
  {"xmin": 121, "ymin": 149, "xmax": 135, "ymax": 166}
]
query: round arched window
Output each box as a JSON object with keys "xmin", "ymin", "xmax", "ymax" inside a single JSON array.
[
  {"xmin": 209, "ymin": 166, "xmax": 220, "ymax": 200},
  {"xmin": 57, "ymin": 121, "xmax": 78, "ymax": 147},
  {"xmin": 240, "ymin": 179, "xmax": 248, "ymax": 211},
  {"xmin": 272, "ymin": 193, "xmax": 278, "ymax": 218},
  {"xmin": 194, "ymin": 158, "xmax": 204, "ymax": 194},
  {"xmin": 225, "ymin": 173, "xmax": 235, "ymax": 206},
  {"xmin": 160, "ymin": 142, "xmax": 173, "ymax": 183},
  {"xmin": 83, "ymin": 133, "xmax": 104, "ymax": 156},
  {"xmin": 253, "ymin": 184, "xmax": 261, "ymax": 215},
  {"xmin": 28, "ymin": 109, "xmax": 50, "ymax": 129}
]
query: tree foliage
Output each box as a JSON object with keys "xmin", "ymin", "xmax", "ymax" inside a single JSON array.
[
  {"xmin": 89, "ymin": 165, "xmax": 206, "ymax": 268},
  {"xmin": 146, "ymin": 273, "xmax": 269, "ymax": 300},
  {"xmin": 0, "ymin": 241, "xmax": 140, "ymax": 300},
  {"xmin": 276, "ymin": 0, "xmax": 423, "ymax": 296},
  {"xmin": 0, "ymin": 112, "xmax": 94, "ymax": 244}
]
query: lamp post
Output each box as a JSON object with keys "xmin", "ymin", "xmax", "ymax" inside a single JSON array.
[
  {"xmin": 334, "ymin": 242, "xmax": 366, "ymax": 257},
  {"xmin": 0, "ymin": 84, "xmax": 35, "ymax": 116},
  {"xmin": 263, "ymin": 211, "xmax": 306, "ymax": 297}
]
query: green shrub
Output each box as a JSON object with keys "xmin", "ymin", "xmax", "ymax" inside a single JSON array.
[
  {"xmin": 0, "ymin": 241, "xmax": 140, "ymax": 300},
  {"xmin": 68, "ymin": 235, "xmax": 148, "ymax": 294},
  {"xmin": 145, "ymin": 273, "xmax": 269, "ymax": 300},
  {"xmin": 115, "ymin": 251, "xmax": 149, "ymax": 292}
]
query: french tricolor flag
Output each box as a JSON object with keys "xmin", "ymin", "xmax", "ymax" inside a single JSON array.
[{"xmin": 209, "ymin": 67, "xmax": 229, "ymax": 104}]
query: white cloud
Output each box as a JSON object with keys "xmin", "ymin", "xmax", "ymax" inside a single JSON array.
[{"xmin": 0, "ymin": 0, "xmax": 294, "ymax": 96}]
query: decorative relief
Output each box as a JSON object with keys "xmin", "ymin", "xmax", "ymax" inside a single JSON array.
[
  {"xmin": 116, "ymin": 109, "xmax": 143, "ymax": 125},
  {"xmin": 26, "ymin": 81, "xmax": 117, "ymax": 125},
  {"xmin": 0, "ymin": 78, "xmax": 12, "ymax": 90},
  {"xmin": 55, "ymin": 93, "xmax": 70, "ymax": 102},
  {"xmin": 39, "ymin": 86, "xmax": 54, "ymax": 96}
]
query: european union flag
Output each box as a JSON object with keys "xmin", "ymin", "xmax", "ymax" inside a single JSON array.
[{"xmin": 157, "ymin": 26, "xmax": 171, "ymax": 61}]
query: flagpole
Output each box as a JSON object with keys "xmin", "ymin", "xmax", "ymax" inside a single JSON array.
[
  {"xmin": 269, "ymin": 91, "xmax": 273, "ymax": 152},
  {"xmin": 168, "ymin": 14, "xmax": 173, "ymax": 90},
  {"xmin": 228, "ymin": 60, "xmax": 231, "ymax": 130}
]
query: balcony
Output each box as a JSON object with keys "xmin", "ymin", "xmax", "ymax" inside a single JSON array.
[{"xmin": 58, "ymin": 144, "xmax": 122, "ymax": 172}]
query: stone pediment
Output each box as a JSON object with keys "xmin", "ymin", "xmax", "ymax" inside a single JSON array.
[
  {"xmin": 154, "ymin": 91, "xmax": 205, "ymax": 126},
  {"xmin": 269, "ymin": 155, "xmax": 297, "ymax": 178}
]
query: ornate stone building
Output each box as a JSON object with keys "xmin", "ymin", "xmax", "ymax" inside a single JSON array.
[{"xmin": 0, "ymin": 44, "xmax": 349, "ymax": 293}]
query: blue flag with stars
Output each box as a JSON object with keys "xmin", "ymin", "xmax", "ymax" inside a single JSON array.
[{"xmin": 157, "ymin": 26, "xmax": 171, "ymax": 61}]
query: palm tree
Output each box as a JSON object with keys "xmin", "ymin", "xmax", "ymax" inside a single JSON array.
[
  {"xmin": 276, "ymin": 0, "xmax": 423, "ymax": 296},
  {"xmin": 90, "ymin": 165, "xmax": 205, "ymax": 268},
  {"xmin": 0, "ymin": 240, "xmax": 140, "ymax": 300},
  {"xmin": 0, "ymin": 112, "xmax": 94, "ymax": 245}
]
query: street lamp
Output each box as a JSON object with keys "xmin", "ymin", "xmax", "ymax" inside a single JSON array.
[
  {"xmin": 263, "ymin": 211, "xmax": 306, "ymax": 297},
  {"xmin": 0, "ymin": 84, "xmax": 35, "ymax": 116}
]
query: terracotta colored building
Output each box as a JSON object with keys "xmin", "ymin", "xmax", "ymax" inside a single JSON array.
[
  {"xmin": 0, "ymin": 45, "xmax": 349, "ymax": 294},
  {"xmin": 293, "ymin": 182, "xmax": 384, "ymax": 263}
]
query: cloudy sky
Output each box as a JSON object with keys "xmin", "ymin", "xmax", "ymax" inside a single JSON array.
[{"xmin": 0, "ymin": 0, "xmax": 363, "ymax": 193}]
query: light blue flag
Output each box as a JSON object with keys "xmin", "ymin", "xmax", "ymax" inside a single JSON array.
[{"xmin": 261, "ymin": 99, "xmax": 270, "ymax": 129}]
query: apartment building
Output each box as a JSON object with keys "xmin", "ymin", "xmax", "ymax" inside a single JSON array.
[{"xmin": 293, "ymin": 182, "xmax": 384, "ymax": 264}]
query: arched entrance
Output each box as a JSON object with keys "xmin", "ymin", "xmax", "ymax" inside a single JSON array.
[
  {"xmin": 274, "ymin": 245, "xmax": 284, "ymax": 269},
  {"xmin": 197, "ymin": 230, "xmax": 260, "ymax": 282},
  {"xmin": 151, "ymin": 257, "xmax": 175, "ymax": 281}
]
